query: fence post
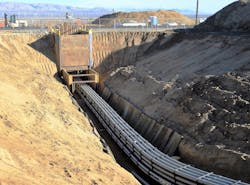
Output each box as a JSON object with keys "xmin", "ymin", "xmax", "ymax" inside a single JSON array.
[{"xmin": 99, "ymin": 18, "xmax": 101, "ymax": 30}]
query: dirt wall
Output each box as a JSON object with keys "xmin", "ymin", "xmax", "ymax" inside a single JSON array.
[
  {"xmin": 92, "ymin": 31, "xmax": 174, "ymax": 74},
  {"xmin": 0, "ymin": 33, "xmax": 139, "ymax": 185},
  {"xmin": 94, "ymin": 31, "xmax": 250, "ymax": 182},
  {"xmin": 91, "ymin": 31, "xmax": 184, "ymax": 156}
]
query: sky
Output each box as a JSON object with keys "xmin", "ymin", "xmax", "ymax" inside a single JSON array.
[{"xmin": 2, "ymin": 0, "xmax": 237, "ymax": 13}]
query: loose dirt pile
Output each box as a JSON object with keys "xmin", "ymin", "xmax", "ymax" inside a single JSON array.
[
  {"xmin": 196, "ymin": 0, "xmax": 250, "ymax": 32},
  {"xmin": 98, "ymin": 32, "xmax": 250, "ymax": 182},
  {"xmin": 93, "ymin": 10, "xmax": 194, "ymax": 26},
  {"xmin": 0, "ymin": 33, "xmax": 139, "ymax": 185}
]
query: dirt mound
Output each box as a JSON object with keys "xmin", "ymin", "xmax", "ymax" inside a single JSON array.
[
  {"xmin": 182, "ymin": 72, "xmax": 250, "ymax": 148},
  {"xmin": 196, "ymin": 0, "xmax": 250, "ymax": 32},
  {"xmin": 93, "ymin": 10, "xmax": 194, "ymax": 26},
  {"xmin": 0, "ymin": 33, "xmax": 139, "ymax": 185},
  {"xmin": 97, "ymin": 31, "xmax": 250, "ymax": 182}
]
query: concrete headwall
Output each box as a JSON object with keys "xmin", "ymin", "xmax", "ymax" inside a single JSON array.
[{"xmin": 54, "ymin": 34, "xmax": 90, "ymax": 72}]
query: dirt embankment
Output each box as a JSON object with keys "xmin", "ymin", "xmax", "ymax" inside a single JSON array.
[
  {"xmin": 95, "ymin": 31, "xmax": 250, "ymax": 182},
  {"xmin": 196, "ymin": 0, "xmax": 250, "ymax": 32},
  {"xmin": 0, "ymin": 33, "xmax": 139, "ymax": 185},
  {"xmin": 93, "ymin": 10, "xmax": 194, "ymax": 26},
  {"xmin": 92, "ymin": 31, "xmax": 170, "ymax": 79}
]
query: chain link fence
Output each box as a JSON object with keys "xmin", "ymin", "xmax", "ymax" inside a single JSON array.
[{"xmin": 0, "ymin": 17, "xmax": 194, "ymax": 33}]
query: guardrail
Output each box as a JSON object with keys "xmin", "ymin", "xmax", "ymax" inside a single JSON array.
[{"xmin": 76, "ymin": 84, "xmax": 249, "ymax": 185}]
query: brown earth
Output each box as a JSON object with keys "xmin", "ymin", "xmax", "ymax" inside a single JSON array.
[
  {"xmin": 0, "ymin": 33, "xmax": 139, "ymax": 185},
  {"xmin": 94, "ymin": 31, "xmax": 250, "ymax": 182},
  {"xmin": 93, "ymin": 10, "xmax": 194, "ymax": 26},
  {"xmin": 196, "ymin": 0, "xmax": 250, "ymax": 32}
]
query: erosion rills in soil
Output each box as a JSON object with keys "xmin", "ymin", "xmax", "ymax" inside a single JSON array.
[{"xmin": 0, "ymin": 33, "xmax": 140, "ymax": 185}]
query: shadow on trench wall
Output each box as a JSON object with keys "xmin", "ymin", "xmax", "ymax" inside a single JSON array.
[
  {"xmin": 28, "ymin": 34, "xmax": 57, "ymax": 64},
  {"xmin": 93, "ymin": 31, "xmax": 178, "ymax": 76},
  {"xmin": 91, "ymin": 31, "xmax": 183, "ymax": 157},
  {"xmin": 28, "ymin": 34, "xmax": 65, "ymax": 83}
]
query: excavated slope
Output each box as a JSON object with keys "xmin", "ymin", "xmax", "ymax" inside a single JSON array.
[
  {"xmin": 92, "ymin": 31, "xmax": 165, "ymax": 78},
  {"xmin": 0, "ymin": 33, "xmax": 139, "ymax": 185},
  {"xmin": 95, "ymin": 31, "xmax": 250, "ymax": 182}
]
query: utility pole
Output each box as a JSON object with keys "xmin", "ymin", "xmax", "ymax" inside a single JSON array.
[
  {"xmin": 4, "ymin": 13, "xmax": 8, "ymax": 27},
  {"xmin": 195, "ymin": 0, "xmax": 199, "ymax": 25}
]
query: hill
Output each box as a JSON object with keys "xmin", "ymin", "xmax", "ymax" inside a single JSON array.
[{"xmin": 93, "ymin": 10, "xmax": 195, "ymax": 26}]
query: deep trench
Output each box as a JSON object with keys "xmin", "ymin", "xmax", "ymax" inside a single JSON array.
[{"xmin": 51, "ymin": 31, "xmax": 250, "ymax": 183}]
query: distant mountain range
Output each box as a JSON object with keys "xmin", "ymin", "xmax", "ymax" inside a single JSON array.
[
  {"xmin": 0, "ymin": 2, "xmax": 113, "ymax": 18},
  {"xmin": 0, "ymin": 2, "xmax": 210, "ymax": 18}
]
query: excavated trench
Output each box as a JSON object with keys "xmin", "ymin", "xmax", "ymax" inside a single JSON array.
[
  {"xmin": 88, "ymin": 31, "xmax": 250, "ymax": 183},
  {"xmin": 52, "ymin": 30, "xmax": 250, "ymax": 183}
]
